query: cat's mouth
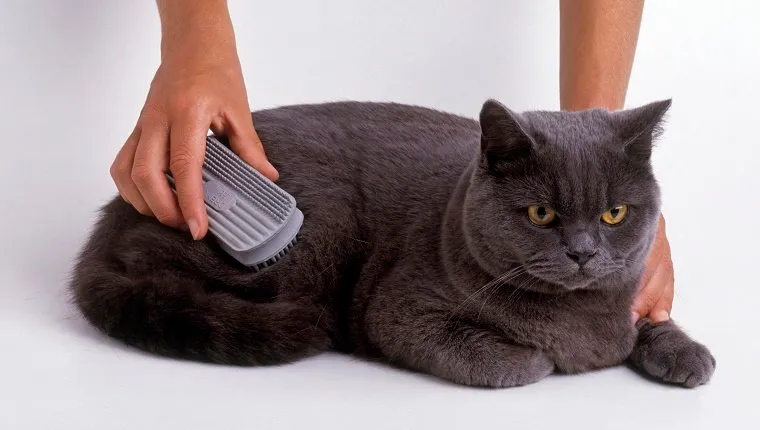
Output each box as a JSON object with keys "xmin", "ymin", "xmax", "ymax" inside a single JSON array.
[
  {"xmin": 557, "ymin": 270, "xmax": 598, "ymax": 290},
  {"xmin": 524, "ymin": 265, "xmax": 604, "ymax": 291}
]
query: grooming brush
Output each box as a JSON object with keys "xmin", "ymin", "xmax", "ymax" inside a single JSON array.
[{"xmin": 166, "ymin": 135, "xmax": 303, "ymax": 270}]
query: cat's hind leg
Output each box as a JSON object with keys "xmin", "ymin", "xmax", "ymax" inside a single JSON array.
[
  {"xmin": 73, "ymin": 266, "xmax": 330, "ymax": 365},
  {"xmin": 70, "ymin": 198, "xmax": 332, "ymax": 365}
]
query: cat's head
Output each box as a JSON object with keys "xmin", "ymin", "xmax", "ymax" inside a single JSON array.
[{"xmin": 463, "ymin": 99, "xmax": 670, "ymax": 291}]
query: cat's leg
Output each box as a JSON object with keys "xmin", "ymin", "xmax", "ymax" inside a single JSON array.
[
  {"xmin": 365, "ymin": 297, "xmax": 554, "ymax": 388},
  {"xmin": 73, "ymin": 265, "xmax": 332, "ymax": 365},
  {"xmin": 71, "ymin": 198, "xmax": 333, "ymax": 365},
  {"xmin": 628, "ymin": 318, "xmax": 715, "ymax": 388}
]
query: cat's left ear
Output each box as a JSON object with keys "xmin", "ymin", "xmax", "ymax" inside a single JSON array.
[
  {"xmin": 613, "ymin": 99, "xmax": 672, "ymax": 162},
  {"xmin": 479, "ymin": 99, "xmax": 536, "ymax": 174}
]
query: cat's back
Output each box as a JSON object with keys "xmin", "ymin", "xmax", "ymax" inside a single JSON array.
[
  {"xmin": 252, "ymin": 101, "xmax": 481, "ymax": 183},
  {"xmin": 250, "ymin": 101, "xmax": 482, "ymax": 233},
  {"xmin": 253, "ymin": 101, "xmax": 480, "ymax": 150}
]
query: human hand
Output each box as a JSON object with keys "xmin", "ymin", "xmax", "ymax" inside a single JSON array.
[
  {"xmin": 632, "ymin": 215, "xmax": 674, "ymax": 323},
  {"xmin": 110, "ymin": 41, "xmax": 278, "ymax": 241}
]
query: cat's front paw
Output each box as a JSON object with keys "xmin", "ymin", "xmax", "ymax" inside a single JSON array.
[
  {"xmin": 465, "ymin": 345, "xmax": 555, "ymax": 388},
  {"xmin": 629, "ymin": 318, "xmax": 715, "ymax": 388}
]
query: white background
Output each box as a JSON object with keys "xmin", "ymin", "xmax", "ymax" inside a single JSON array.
[{"xmin": 1, "ymin": 1, "xmax": 758, "ymax": 429}]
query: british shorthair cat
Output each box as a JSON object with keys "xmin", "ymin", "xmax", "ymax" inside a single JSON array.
[{"xmin": 70, "ymin": 99, "xmax": 715, "ymax": 388}]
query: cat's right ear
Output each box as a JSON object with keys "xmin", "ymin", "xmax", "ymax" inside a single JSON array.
[
  {"xmin": 479, "ymin": 99, "xmax": 536, "ymax": 174},
  {"xmin": 613, "ymin": 99, "xmax": 672, "ymax": 163}
]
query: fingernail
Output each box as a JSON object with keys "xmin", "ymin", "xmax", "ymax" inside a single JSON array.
[
  {"xmin": 652, "ymin": 310, "xmax": 670, "ymax": 323},
  {"xmin": 267, "ymin": 161, "xmax": 279, "ymax": 178},
  {"xmin": 187, "ymin": 218, "xmax": 200, "ymax": 240},
  {"xmin": 630, "ymin": 312, "xmax": 640, "ymax": 324}
]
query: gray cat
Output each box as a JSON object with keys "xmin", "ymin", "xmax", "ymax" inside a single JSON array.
[{"xmin": 70, "ymin": 99, "xmax": 715, "ymax": 388}]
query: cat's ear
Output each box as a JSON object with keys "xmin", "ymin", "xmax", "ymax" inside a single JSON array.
[
  {"xmin": 614, "ymin": 99, "xmax": 672, "ymax": 162},
  {"xmin": 479, "ymin": 99, "xmax": 536, "ymax": 174}
]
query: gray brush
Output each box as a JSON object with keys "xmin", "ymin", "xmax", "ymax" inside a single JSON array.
[{"xmin": 167, "ymin": 135, "xmax": 303, "ymax": 270}]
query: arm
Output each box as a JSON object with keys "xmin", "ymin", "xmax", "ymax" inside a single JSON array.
[
  {"xmin": 111, "ymin": 0, "xmax": 277, "ymax": 240},
  {"xmin": 559, "ymin": 0, "xmax": 674, "ymax": 323},
  {"xmin": 157, "ymin": 0, "xmax": 237, "ymax": 60},
  {"xmin": 559, "ymin": 0, "xmax": 644, "ymax": 110}
]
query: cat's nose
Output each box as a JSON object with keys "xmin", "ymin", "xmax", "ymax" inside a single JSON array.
[{"xmin": 566, "ymin": 250, "xmax": 597, "ymax": 266}]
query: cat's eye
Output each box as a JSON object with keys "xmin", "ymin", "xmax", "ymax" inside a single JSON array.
[
  {"xmin": 601, "ymin": 204, "xmax": 629, "ymax": 225},
  {"xmin": 528, "ymin": 205, "xmax": 557, "ymax": 226}
]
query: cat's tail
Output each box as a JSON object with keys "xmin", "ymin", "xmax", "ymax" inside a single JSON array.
[{"xmin": 69, "ymin": 263, "xmax": 331, "ymax": 366}]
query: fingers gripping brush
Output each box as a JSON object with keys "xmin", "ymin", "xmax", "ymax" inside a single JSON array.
[{"xmin": 166, "ymin": 135, "xmax": 304, "ymax": 270}]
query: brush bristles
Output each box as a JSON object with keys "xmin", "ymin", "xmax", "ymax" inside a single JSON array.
[{"xmin": 251, "ymin": 236, "xmax": 299, "ymax": 272}]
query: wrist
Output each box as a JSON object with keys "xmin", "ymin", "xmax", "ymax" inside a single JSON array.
[
  {"xmin": 560, "ymin": 93, "xmax": 626, "ymax": 112},
  {"xmin": 560, "ymin": 75, "xmax": 628, "ymax": 111}
]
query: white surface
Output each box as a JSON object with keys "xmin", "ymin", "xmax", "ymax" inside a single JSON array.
[{"xmin": 1, "ymin": 1, "xmax": 758, "ymax": 429}]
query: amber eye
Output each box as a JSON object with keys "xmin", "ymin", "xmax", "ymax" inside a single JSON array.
[
  {"xmin": 528, "ymin": 205, "xmax": 557, "ymax": 226},
  {"xmin": 601, "ymin": 204, "xmax": 628, "ymax": 225}
]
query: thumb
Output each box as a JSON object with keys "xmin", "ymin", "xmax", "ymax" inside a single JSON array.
[{"xmin": 224, "ymin": 112, "xmax": 279, "ymax": 181}]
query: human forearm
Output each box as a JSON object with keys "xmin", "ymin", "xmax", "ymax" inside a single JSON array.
[
  {"xmin": 558, "ymin": 1, "xmax": 675, "ymax": 323},
  {"xmin": 156, "ymin": 0, "xmax": 238, "ymax": 62},
  {"xmin": 559, "ymin": 0, "xmax": 644, "ymax": 111},
  {"xmin": 111, "ymin": 0, "xmax": 276, "ymax": 241}
]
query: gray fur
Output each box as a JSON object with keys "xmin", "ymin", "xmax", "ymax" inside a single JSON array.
[{"xmin": 69, "ymin": 99, "xmax": 715, "ymax": 388}]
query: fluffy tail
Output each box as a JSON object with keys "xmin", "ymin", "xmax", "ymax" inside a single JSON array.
[{"xmin": 70, "ymin": 262, "xmax": 331, "ymax": 366}]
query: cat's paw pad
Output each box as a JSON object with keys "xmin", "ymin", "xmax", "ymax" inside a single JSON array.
[{"xmin": 631, "ymin": 319, "xmax": 715, "ymax": 388}]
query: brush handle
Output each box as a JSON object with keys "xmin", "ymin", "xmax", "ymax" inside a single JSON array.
[{"xmin": 167, "ymin": 135, "xmax": 303, "ymax": 268}]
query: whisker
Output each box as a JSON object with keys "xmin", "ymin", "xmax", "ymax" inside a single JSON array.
[
  {"xmin": 476, "ymin": 283, "xmax": 502, "ymax": 321},
  {"xmin": 314, "ymin": 306, "xmax": 325, "ymax": 329},
  {"xmin": 446, "ymin": 265, "xmax": 526, "ymax": 321},
  {"xmin": 475, "ymin": 268, "xmax": 526, "ymax": 321}
]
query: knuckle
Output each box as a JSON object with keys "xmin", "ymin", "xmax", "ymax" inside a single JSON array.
[
  {"xmin": 644, "ymin": 292, "xmax": 661, "ymax": 310},
  {"xmin": 154, "ymin": 209, "xmax": 181, "ymax": 226},
  {"xmin": 140, "ymin": 97, "xmax": 175, "ymax": 130},
  {"xmin": 110, "ymin": 146, "xmax": 134, "ymax": 180},
  {"xmin": 133, "ymin": 202, "xmax": 152, "ymax": 216},
  {"xmin": 635, "ymin": 287, "xmax": 660, "ymax": 313},
  {"xmin": 141, "ymin": 102, "xmax": 165, "ymax": 122},
  {"xmin": 169, "ymin": 150, "xmax": 199, "ymax": 178},
  {"xmin": 130, "ymin": 164, "xmax": 153, "ymax": 185},
  {"xmin": 109, "ymin": 161, "xmax": 120, "ymax": 180},
  {"xmin": 111, "ymin": 158, "xmax": 131, "ymax": 180}
]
